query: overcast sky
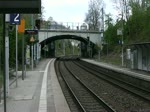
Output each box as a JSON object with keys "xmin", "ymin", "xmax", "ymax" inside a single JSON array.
[{"xmin": 42, "ymin": 0, "xmax": 117, "ymax": 23}]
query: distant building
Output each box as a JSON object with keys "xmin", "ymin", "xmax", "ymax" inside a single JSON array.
[
  {"xmin": 49, "ymin": 21, "xmax": 57, "ymax": 29},
  {"xmin": 80, "ymin": 23, "xmax": 88, "ymax": 31},
  {"xmin": 49, "ymin": 21, "xmax": 67, "ymax": 30}
]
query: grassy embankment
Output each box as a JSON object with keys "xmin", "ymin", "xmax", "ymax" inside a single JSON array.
[{"xmin": 95, "ymin": 46, "xmax": 123, "ymax": 66}]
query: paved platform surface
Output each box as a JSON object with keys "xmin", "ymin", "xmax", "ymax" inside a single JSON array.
[
  {"xmin": 0, "ymin": 58, "xmax": 70, "ymax": 112},
  {"xmin": 82, "ymin": 59, "xmax": 150, "ymax": 81}
]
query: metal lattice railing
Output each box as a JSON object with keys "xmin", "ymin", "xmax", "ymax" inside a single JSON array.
[{"xmin": 41, "ymin": 22, "xmax": 89, "ymax": 31}]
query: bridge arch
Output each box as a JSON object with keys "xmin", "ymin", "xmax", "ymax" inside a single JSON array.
[
  {"xmin": 38, "ymin": 29, "xmax": 102, "ymax": 44},
  {"xmin": 40, "ymin": 34, "xmax": 89, "ymax": 45},
  {"xmin": 39, "ymin": 34, "xmax": 96, "ymax": 58}
]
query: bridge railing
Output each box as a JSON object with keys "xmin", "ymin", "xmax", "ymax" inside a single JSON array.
[{"xmin": 41, "ymin": 22, "xmax": 89, "ymax": 31}]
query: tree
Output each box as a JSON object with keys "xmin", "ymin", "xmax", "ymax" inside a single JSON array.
[
  {"xmin": 84, "ymin": 0, "xmax": 104, "ymax": 31},
  {"xmin": 108, "ymin": 0, "xmax": 150, "ymax": 44},
  {"xmin": 105, "ymin": 14, "xmax": 113, "ymax": 29},
  {"xmin": 104, "ymin": 14, "xmax": 118, "ymax": 53}
]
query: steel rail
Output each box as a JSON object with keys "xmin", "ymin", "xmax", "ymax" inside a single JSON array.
[
  {"xmin": 61, "ymin": 60, "xmax": 116, "ymax": 112},
  {"xmin": 57, "ymin": 60, "xmax": 86, "ymax": 112},
  {"xmin": 73, "ymin": 60, "xmax": 150, "ymax": 102}
]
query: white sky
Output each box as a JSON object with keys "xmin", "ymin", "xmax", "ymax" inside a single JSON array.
[{"xmin": 42, "ymin": 0, "xmax": 117, "ymax": 23}]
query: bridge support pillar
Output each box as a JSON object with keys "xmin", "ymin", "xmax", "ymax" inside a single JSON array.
[
  {"xmin": 81, "ymin": 42, "xmax": 88, "ymax": 58},
  {"xmin": 48, "ymin": 41, "xmax": 55, "ymax": 57}
]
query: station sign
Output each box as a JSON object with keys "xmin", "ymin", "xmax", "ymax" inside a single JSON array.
[
  {"xmin": 30, "ymin": 36, "xmax": 35, "ymax": 42},
  {"xmin": 10, "ymin": 14, "xmax": 20, "ymax": 25},
  {"xmin": 25, "ymin": 30, "xmax": 38, "ymax": 35},
  {"xmin": 0, "ymin": 0, "xmax": 41, "ymax": 13}
]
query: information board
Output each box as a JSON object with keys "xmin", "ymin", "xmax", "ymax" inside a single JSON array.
[
  {"xmin": 10, "ymin": 14, "xmax": 20, "ymax": 25},
  {"xmin": 0, "ymin": 0, "xmax": 41, "ymax": 13},
  {"xmin": 25, "ymin": 30, "xmax": 38, "ymax": 35}
]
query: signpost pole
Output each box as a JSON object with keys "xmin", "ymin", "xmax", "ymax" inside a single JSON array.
[
  {"xmin": 29, "ymin": 35, "xmax": 35, "ymax": 70},
  {"xmin": 16, "ymin": 25, "xmax": 18, "ymax": 86},
  {"xmin": 117, "ymin": 28, "xmax": 124, "ymax": 66},
  {"xmin": 32, "ymin": 43, "xmax": 33, "ymax": 70},
  {"xmin": 3, "ymin": 13, "xmax": 7, "ymax": 112},
  {"xmin": 31, "ymin": 14, "xmax": 34, "ymax": 70},
  {"xmin": 121, "ymin": 2, "xmax": 124, "ymax": 66},
  {"xmin": 22, "ymin": 33, "xmax": 24, "ymax": 80},
  {"xmin": 5, "ymin": 14, "xmax": 9, "ymax": 97}
]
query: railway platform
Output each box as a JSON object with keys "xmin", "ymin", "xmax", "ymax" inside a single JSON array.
[
  {"xmin": 0, "ymin": 58, "xmax": 70, "ymax": 112},
  {"xmin": 82, "ymin": 59, "xmax": 150, "ymax": 81}
]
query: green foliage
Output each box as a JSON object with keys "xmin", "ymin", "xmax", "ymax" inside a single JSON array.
[
  {"xmin": 92, "ymin": 44, "xmax": 99, "ymax": 55},
  {"xmin": 105, "ymin": 24, "xmax": 118, "ymax": 44},
  {"xmin": 55, "ymin": 40, "xmax": 64, "ymax": 56},
  {"xmin": 9, "ymin": 31, "xmax": 16, "ymax": 67},
  {"xmin": 124, "ymin": 0, "xmax": 150, "ymax": 43},
  {"xmin": 104, "ymin": 15, "xmax": 119, "ymax": 54},
  {"xmin": 103, "ymin": 0, "xmax": 150, "ymax": 55},
  {"xmin": 23, "ymin": 14, "xmax": 32, "ymax": 29},
  {"xmin": 55, "ymin": 39, "xmax": 80, "ymax": 56}
]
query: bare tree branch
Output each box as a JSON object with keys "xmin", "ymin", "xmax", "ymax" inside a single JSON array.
[{"xmin": 85, "ymin": 0, "xmax": 104, "ymax": 31}]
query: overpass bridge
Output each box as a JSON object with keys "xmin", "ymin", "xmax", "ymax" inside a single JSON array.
[
  {"xmin": 37, "ymin": 22, "xmax": 103, "ymax": 57},
  {"xmin": 39, "ymin": 29, "xmax": 102, "ymax": 44}
]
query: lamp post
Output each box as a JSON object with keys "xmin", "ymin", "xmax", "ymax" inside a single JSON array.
[
  {"xmin": 121, "ymin": 0, "xmax": 124, "ymax": 66},
  {"xmin": 117, "ymin": 28, "xmax": 124, "ymax": 66},
  {"xmin": 31, "ymin": 14, "xmax": 34, "ymax": 70},
  {"xmin": 30, "ymin": 35, "xmax": 35, "ymax": 70},
  {"xmin": 15, "ymin": 25, "xmax": 18, "ymax": 86},
  {"xmin": 121, "ymin": 33, "xmax": 124, "ymax": 66},
  {"xmin": 99, "ymin": 7, "xmax": 104, "ymax": 61}
]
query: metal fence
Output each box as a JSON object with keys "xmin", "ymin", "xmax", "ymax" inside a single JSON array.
[{"xmin": 41, "ymin": 22, "xmax": 88, "ymax": 31}]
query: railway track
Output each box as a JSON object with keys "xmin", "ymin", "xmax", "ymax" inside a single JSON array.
[
  {"xmin": 55, "ymin": 60, "xmax": 82, "ymax": 112},
  {"xmin": 55, "ymin": 59, "xmax": 116, "ymax": 112},
  {"xmin": 68, "ymin": 60, "xmax": 150, "ymax": 111},
  {"xmin": 55, "ymin": 57, "xmax": 150, "ymax": 111},
  {"xmin": 73, "ymin": 60, "xmax": 150, "ymax": 101}
]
